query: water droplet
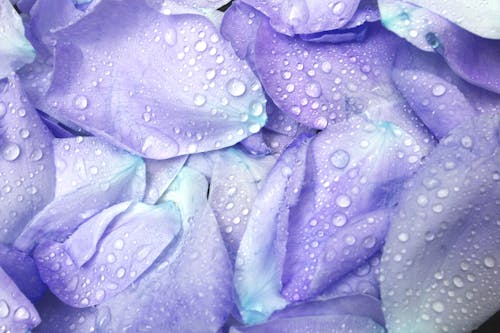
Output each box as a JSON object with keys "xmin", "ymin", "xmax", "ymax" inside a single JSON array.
[
  {"xmin": 193, "ymin": 93, "xmax": 207, "ymax": 106},
  {"xmin": 321, "ymin": 61, "xmax": 332, "ymax": 73},
  {"xmin": 332, "ymin": 2, "xmax": 345, "ymax": 14},
  {"xmin": 431, "ymin": 301, "xmax": 445, "ymax": 313},
  {"xmin": 73, "ymin": 95, "xmax": 88, "ymax": 110},
  {"xmin": 460, "ymin": 135, "xmax": 473, "ymax": 148},
  {"xmin": 362, "ymin": 236, "xmax": 375, "ymax": 248},
  {"xmin": 2, "ymin": 143, "xmax": 21, "ymax": 161},
  {"xmin": 106, "ymin": 254, "xmax": 116, "ymax": 263},
  {"xmin": 335, "ymin": 194, "xmax": 351, "ymax": 208},
  {"xmin": 194, "ymin": 40, "xmax": 207, "ymax": 52},
  {"xmin": 431, "ymin": 84, "xmax": 446, "ymax": 97},
  {"xmin": 417, "ymin": 194, "xmax": 428, "ymax": 207},
  {"xmin": 330, "ymin": 149, "xmax": 350, "ymax": 169},
  {"xmin": 332, "ymin": 213, "xmax": 347, "ymax": 227},
  {"xmin": 314, "ymin": 116, "xmax": 328, "ymax": 129},
  {"xmin": 452, "ymin": 276, "xmax": 464, "ymax": 288},
  {"xmin": 113, "ymin": 239, "xmax": 124, "ymax": 250},
  {"xmin": 164, "ymin": 28, "xmax": 177, "ymax": 46},
  {"xmin": 116, "ymin": 267, "xmax": 126, "ymax": 278},
  {"xmin": 205, "ymin": 69, "xmax": 216, "ymax": 80},
  {"xmin": 95, "ymin": 289, "xmax": 106, "ymax": 301},
  {"xmin": 305, "ymin": 80, "xmax": 322, "ymax": 98},
  {"xmin": 13, "ymin": 306, "xmax": 30, "ymax": 321},
  {"xmin": 0, "ymin": 300, "xmax": 9, "ymax": 318},
  {"xmin": 226, "ymin": 78, "xmax": 246, "ymax": 97},
  {"xmin": 344, "ymin": 234, "xmax": 356, "ymax": 245},
  {"xmin": 484, "ymin": 256, "xmax": 496, "ymax": 268},
  {"xmin": 30, "ymin": 148, "xmax": 43, "ymax": 161},
  {"xmin": 397, "ymin": 232, "xmax": 409, "ymax": 242},
  {"xmin": 19, "ymin": 128, "xmax": 30, "ymax": 139}
]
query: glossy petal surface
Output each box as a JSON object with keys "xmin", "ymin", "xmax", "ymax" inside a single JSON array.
[
  {"xmin": 380, "ymin": 113, "xmax": 500, "ymax": 333},
  {"xmin": 0, "ymin": 267, "xmax": 41, "ymax": 333},
  {"xmin": 34, "ymin": 201, "xmax": 181, "ymax": 307},
  {"xmin": 45, "ymin": 0, "xmax": 266, "ymax": 159},
  {"xmin": 0, "ymin": 0, "xmax": 35, "ymax": 78},
  {"xmin": 144, "ymin": 155, "xmax": 187, "ymax": 204},
  {"xmin": 14, "ymin": 136, "xmax": 145, "ymax": 252},
  {"xmin": 283, "ymin": 115, "xmax": 426, "ymax": 301},
  {"xmin": 98, "ymin": 167, "xmax": 232, "ymax": 332},
  {"xmin": 0, "ymin": 77, "xmax": 55, "ymax": 244},
  {"xmin": 235, "ymin": 134, "xmax": 312, "ymax": 324}
]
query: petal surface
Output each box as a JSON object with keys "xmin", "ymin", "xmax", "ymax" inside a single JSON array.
[
  {"xmin": 235, "ymin": 134, "xmax": 312, "ymax": 324},
  {"xmin": 0, "ymin": 267, "xmax": 41, "ymax": 333},
  {"xmin": 14, "ymin": 136, "xmax": 145, "ymax": 252},
  {"xmin": 283, "ymin": 115, "xmax": 426, "ymax": 301},
  {"xmin": 380, "ymin": 113, "xmax": 500, "ymax": 333},
  {"xmin": 241, "ymin": 0, "xmax": 361, "ymax": 35},
  {"xmin": 0, "ymin": 76, "xmax": 55, "ymax": 244},
  {"xmin": 45, "ymin": 0, "xmax": 266, "ymax": 159},
  {"xmin": 143, "ymin": 155, "xmax": 187, "ymax": 204},
  {"xmin": 98, "ymin": 167, "xmax": 233, "ymax": 332},
  {"xmin": 34, "ymin": 201, "xmax": 181, "ymax": 307},
  {"xmin": 0, "ymin": 0, "xmax": 35, "ymax": 78}
]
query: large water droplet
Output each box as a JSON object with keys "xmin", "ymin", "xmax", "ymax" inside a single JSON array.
[
  {"xmin": 330, "ymin": 149, "xmax": 350, "ymax": 169},
  {"xmin": 335, "ymin": 194, "xmax": 351, "ymax": 208},
  {"xmin": 305, "ymin": 80, "xmax": 322, "ymax": 98},
  {"xmin": 332, "ymin": 1, "xmax": 346, "ymax": 14},
  {"xmin": 2, "ymin": 143, "xmax": 21, "ymax": 161},
  {"xmin": 0, "ymin": 300, "xmax": 9, "ymax": 318},
  {"xmin": 226, "ymin": 78, "xmax": 246, "ymax": 97},
  {"xmin": 431, "ymin": 84, "xmax": 446, "ymax": 97},
  {"xmin": 13, "ymin": 306, "xmax": 30, "ymax": 321},
  {"xmin": 73, "ymin": 95, "xmax": 88, "ymax": 110}
]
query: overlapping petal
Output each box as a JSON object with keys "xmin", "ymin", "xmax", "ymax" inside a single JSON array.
[
  {"xmin": 0, "ymin": 267, "xmax": 41, "ymax": 333},
  {"xmin": 0, "ymin": 76, "xmax": 55, "ymax": 244},
  {"xmin": 380, "ymin": 112, "xmax": 500, "ymax": 333},
  {"xmin": 282, "ymin": 115, "xmax": 426, "ymax": 301},
  {"xmin": 96, "ymin": 167, "xmax": 233, "ymax": 332},
  {"xmin": 42, "ymin": 0, "xmax": 266, "ymax": 159},
  {"xmin": 235, "ymin": 134, "xmax": 312, "ymax": 324},
  {"xmin": 379, "ymin": 0, "xmax": 500, "ymax": 94},
  {"xmin": 14, "ymin": 136, "xmax": 145, "ymax": 252},
  {"xmin": 143, "ymin": 155, "xmax": 187, "ymax": 204},
  {"xmin": 0, "ymin": 0, "xmax": 35, "ymax": 78}
]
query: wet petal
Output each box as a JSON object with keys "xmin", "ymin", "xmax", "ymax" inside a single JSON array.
[
  {"xmin": 143, "ymin": 155, "xmax": 187, "ymax": 204},
  {"xmin": 0, "ymin": 267, "xmax": 41, "ymax": 333},
  {"xmin": 0, "ymin": 244, "xmax": 45, "ymax": 302},
  {"xmin": 241, "ymin": 0, "xmax": 361, "ymax": 35},
  {"xmin": 231, "ymin": 295, "xmax": 385, "ymax": 333},
  {"xmin": 44, "ymin": 0, "xmax": 266, "ymax": 159},
  {"xmin": 283, "ymin": 115, "xmax": 426, "ymax": 301},
  {"xmin": 209, "ymin": 148, "xmax": 275, "ymax": 260},
  {"xmin": 14, "ymin": 136, "xmax": 145, "ymax": 252},
  {"xmin": 97, "ymin": 167, "xmax": 232, "ymax": 332},
  {"xmin": 0, "ymin": 76, "xmax": 55, "ymax": 244},
  {"xmin": 380, "ymin": 112, "xmax": 500, "ymax": 333},
  {"xmin": 34, "ymin": 201, "xmax": 181, "ymax": 307},
  {"xmin": 239, "ymin": 131, "xmax": 272, "ymax": 155},
  {"xmin": 34, "ymin": 292, "xmax": 97, "ymax": 333},
  {"xmin": 235, "ymin": 134, "xmax": 312, "ymax": 324},
  {"xmin": 254, "ymin": 21, "xmax": 433, "ymax": 147},
  {"xmin": 0, "ymin": 0, "xmax": 35, "ymax": 78},
  {"xmin": 379, "ymin": 1, "xmax": 500, "ymax": 94}
]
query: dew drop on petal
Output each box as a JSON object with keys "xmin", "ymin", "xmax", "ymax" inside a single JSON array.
[
  {"xmin": 13, "ymin": 306, "xmax": 30, "ymax": 321},
  {"xmin": 305, "ymin": 80, "xmax": 322, "ymax": 98},
  {"xmin": 431, "ymin": 301, "xmax": 445, "ymax": 313},
  {"xmin": 2, "ymin": 143, "xmax": 21, "ymax": 161},
  {"xmin": 431, "ymin": 84, "xmax": 446, "ymax": 97},
  {"xmin": 484, "ymin": 256, "xmax": 496, "ymax": 268},
  {"xmin": 332, "ymin": 213, "xmax": 347, "ymax": 227},
  {"xmin": 330, "ymin": 149, "xmax": 350, "ymax": 169},
  {"xmin": 0, "ymin": 300, "xmax": 9, "ymax": 318},
  {"xmin": 73, "ymin": 95, "xmax": 88, "ymax": 110},
  {"xmin": 164, "ymin": 28, "xmax": 177, "ymax": 46},
  {"xmin": 335, "ymin": 194, "xmax": 351, "ymax": 208},
  {"xmin": 226, "ymin": 78, "xmax": 246, "ymax": 97}
]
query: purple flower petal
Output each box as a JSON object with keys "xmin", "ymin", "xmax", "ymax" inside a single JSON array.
[
  {"xmin": 235, "ymin": 134, "xmax": 312, "ymax": 324},
  {"xmin": 43, "ymin": 0, "xmax": 266, "ymax": 159},
  {"xmin": 379, "ymin": 1, "xmax": 500, "ymax": 94},
  {"xmin": 380, "ymin": 112, "xmax": 500, "ymax": 333},
  {"xmin": 0, "ymin": 244, "xmax": 45, "ymax": 302},
  {"xmin": 282, "ymin": 115, "xmax": 426, "ymax": 301},
  {"xmin": 34, "ymin": 201, "xmax": 181, "ymax": 307},
  {"xmin": 0, "ymin": 267, "xmax": 40, "ymax": 333},
  {"xmin": 241, "ymin": 0, "xmax": 362, "ymax": 36},
  {"xmin": 0, "ymin": 0, "xmax": 35, "ymax": 78},
  {"xmin": 14, "ymin": 136, "xmax": 145, "ymax": 252},
  {"xmin": 254, "ymin": 21, "xmax": 434, "ymax": 146},
  {"xmin": 143, "ymin": 155, "xmax": 187, "ymax": 204},
  {"xmin": 0, "ymin": 76, "xmax": 55, "ymax": 244},
  {"xmin": 98, "ymin": 167, "xmax": 232, "ymax": 332},
  {"xmin": 209, "ymin": 148, "xmax": 275, "ymax": 260},
  {"xmin": 231, "ymin": 295, "xmax": 385, "ymax": 333}
]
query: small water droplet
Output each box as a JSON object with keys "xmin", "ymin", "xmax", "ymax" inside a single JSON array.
[
  {"xmin": 305, "ymin": 80, "xmax": 322, "ymax": 98},
  {"xmin": 73, "ymin": 95, "xmax": 88, "ymax": 110},
  {"xmin": 113, "ymin": 239, "xmax": 124, "ymax": 250},
  {"xmin": 194, "ymin": 40, "xmax": 207, "ymax": 52},
  {"xmin": 226, "ymin": 78, "xmax": 246, "ymax": 97},
  {"xmin": 116, "ymin": 267, "xmax": 126, "ymax": 278},
  {"xmin": 335, "ymin": 194, "xmax": 351, "ymax": 208},
  {"xmin": 452, "ymin": 276, "xmax": 464, "ymax": 288},
  {"xmin": 332, "ymin": 213, "xmax": 347, "ymax": 227},
  {"xmin": 431, "ymin": 84, "xmax": 446, "ymax": 97},
  {"xmin": 330, "ymin": 149, "xmax": 350, "ymax": 169},
  {"xmin": 2, "ymin": 143, "xmax": 21, "ymax": 161},
  {"xmin": 460, "ymin": 136, "xmax": 473, "ymax": 148},
  {"xmin": 13, "ymin": 306, "xmax": 30, "ymax": 321},
  {"xmin": 314, "ymin": 116, "xmax": 328, "ymax": 129},
  {"xmin": 30, "ymin": 148, "xmax": 43, "ymax": 161},
  {"xmin": 0, "ymin": 300, "xmax": 10, "ymax": 318},
  {"xmin": 484, "ymin": 256, "xmax": 496, "ymax": 268},
  {"xmin": 431, "ymin": 301, "xmax": 445, "ymax": 313},
  {"xmin": 398, "ymin": 232, "xmax": 409, "ymax": 242},
  {"xmin": 193, "ymin": 94, "xmax": 207, "ymax": 106},
  {"xmin": 332, "ymin": 1, "xmax": 345, "ymax": 14}
]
